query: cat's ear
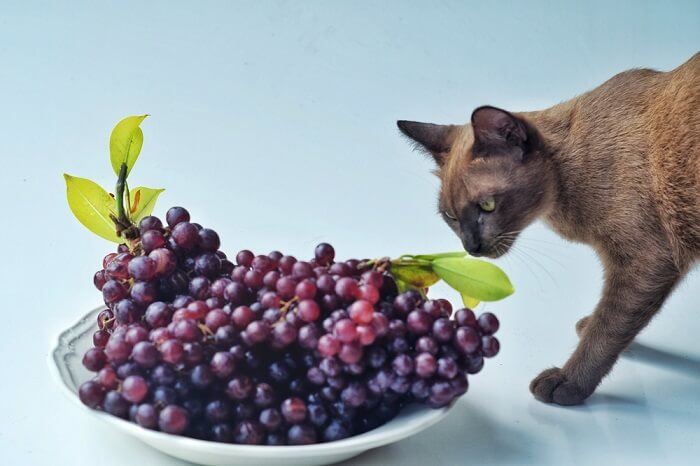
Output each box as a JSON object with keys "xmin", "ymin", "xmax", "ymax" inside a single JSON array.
[
  {"xmin": 396, "ymin": 120, "xmax": 459, "ymax": 167},
  {"xmin": 471, "ymin": 106, "xmax": 533, "ymax": 160}
]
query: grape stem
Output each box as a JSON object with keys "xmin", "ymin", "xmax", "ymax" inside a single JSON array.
[{"xmin": 112, "ymin": 162, "xmax": 140, "ymax": 242}]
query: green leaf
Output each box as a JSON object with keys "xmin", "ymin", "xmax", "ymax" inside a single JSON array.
[
  {"xmin": 411, "ymin": 251, "xmax": 467, "ymax": 261},
  {"xmin": 110, "ymin": 115, "xmax": 148, "ymax": 177},
  {"xmin": 460, "ymin": 293, "xmax": 481, "ymax": 309},
  {"xmin": 390, "ymin": 264, "xmax": 441, "ymax": 289},
  {"xmin": 64, "ymin": 174, "xmax": 121, "ymax": 243},
  {"xmin": 128, "ymin": 186, "xmax": 164, "ymax": 222},
  {"xmin": 432, "ymin": 257, "xmax": 514, "ymax": 301}
]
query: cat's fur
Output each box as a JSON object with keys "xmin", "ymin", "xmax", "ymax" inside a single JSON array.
[{"xmin": 398, "ymin": 52, "xmax": 700, "ymax": 405}]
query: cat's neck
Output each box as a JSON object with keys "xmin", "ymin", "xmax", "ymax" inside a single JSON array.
[{"xmin": 522, "ymin": 101, "xmax": 594, "ymax": 242}]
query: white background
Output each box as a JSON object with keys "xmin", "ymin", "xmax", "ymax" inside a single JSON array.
[{"xmin": 1, "ymin": 1, "xmax": 699, "ymax": 465}]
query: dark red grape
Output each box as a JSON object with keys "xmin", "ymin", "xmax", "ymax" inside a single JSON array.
[{"xmin": 159, "ymin": 405, "xmax": 188, "ymax": 434}]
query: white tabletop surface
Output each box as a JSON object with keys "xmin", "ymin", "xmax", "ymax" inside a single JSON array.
[{"xmin": 1, "ymin": 1, "xmax": 699, "ymax": 465}]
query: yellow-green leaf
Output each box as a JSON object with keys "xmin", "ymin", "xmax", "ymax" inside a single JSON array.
[
  {"xmin": 64, "ymin": 174, "xmax": 120, "ymax": 243},
  {"xmin": 432, "ymin": 257, "xmax": 514, "ymax": 301},
  {"xmin": 460, "ymin": 293, "xmax": 481, "ymax": 309},
  {"xmin": 129, "ymin": 186, "xmax": 164, "ymax": 222},
  {"xmin": 411, "ymin": 251, "xmax": 467, "ymax": 261},
  {"xmin": 390, "ymin": 264, "xmax": 441, "ymax": 289},
  {"xmin": 110, "ymin": 115, "xmax": 148, "ymax": 177}
]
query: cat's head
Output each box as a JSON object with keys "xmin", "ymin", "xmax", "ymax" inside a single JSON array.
[{"xmin": 398, "ymin": 106, "xmax": 555, "ymax": 258}]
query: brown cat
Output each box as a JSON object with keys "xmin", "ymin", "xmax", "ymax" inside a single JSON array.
[{"xmin": 397, "ymin": 52, "xmax": 700, "ymax": 405}]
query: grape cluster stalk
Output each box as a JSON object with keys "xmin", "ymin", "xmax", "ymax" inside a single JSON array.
[{"xmin": 80, "ymin": 206, "xmax": 500, "ymax": 445}]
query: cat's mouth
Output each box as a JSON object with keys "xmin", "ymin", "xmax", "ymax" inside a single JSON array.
[{"xmin": 473, "ymin": 240, "xmax": 514, "ymax": 259}]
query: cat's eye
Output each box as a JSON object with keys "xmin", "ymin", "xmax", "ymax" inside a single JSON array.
[
  {"xmin": 442, "ymin": 210, "xmax": 458, "ymax": 221},
  {"xmin": 479, "ymin": 197, "xmax": 496, "ymax": 212}
]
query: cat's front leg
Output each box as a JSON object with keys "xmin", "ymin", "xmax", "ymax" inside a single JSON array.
[{"xmin": 530, "ymin": 255, "xmax": 681, "ymax": 405}]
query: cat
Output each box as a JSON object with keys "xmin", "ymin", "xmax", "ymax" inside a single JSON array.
[{"xmin": 397, "ymin": 52, "xmax": 700, "ymax": 405}]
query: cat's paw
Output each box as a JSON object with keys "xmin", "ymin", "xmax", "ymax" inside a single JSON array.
[
  {"xmin": 529, "ymin": 367, "xmax": 589, "ymax": 406},
  {"xmin": 575, "ymin": 315, "xmax": 591, "ymax": 337}
]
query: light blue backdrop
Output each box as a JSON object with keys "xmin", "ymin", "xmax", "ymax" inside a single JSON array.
[{"xmin": 1, "ymin": 1, "xmax": 698, "ymax": 465}]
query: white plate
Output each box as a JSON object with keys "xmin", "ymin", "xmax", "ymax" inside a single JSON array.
[{"xmin": 50, "ymin": 306, "xmax": 455, "ymax": 466}]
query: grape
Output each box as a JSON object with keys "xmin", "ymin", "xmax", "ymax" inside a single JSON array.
[
  {"xmin": 166, "ymin": 206, "xmax": 190, "ymax": 227},
  {"xmin": 159, "ymin": 405, "xmax": 188, "ymax": 434},
  {"xmin": 189, "ymin": 276, "xmax": 210, "ymax": 300},
  {"xmin": 191, "ymin": 364, "xmax": 214, "ymax": 389},
  {"xmin": 132, "ymin": 341, "xmax": 159, "ymax": 368},
  {"xmin": 139, "ymin": 215, "xmax": 163, "ymax": 233},
  {"xmin": 478, "ymin": 312, "xmax": 500, "ymax": 335},
  {"xmin": 297, "ymin": 299, "xmax": 320, "ymax": 322},
  {"xmin": 233, "ymin": 421, "xmax": 265, "ymax": 445},
  {"xmin": 281, "ymin": 397, "xmax": 307, "ymax": 424},
  {"xmin": 259, "ymin": 408, "xmax": 283, "ymax": 432},
  {"xmin": 335, "ymin": 277, "xmax": 359, "ymax": 300},
  {"xmin": 131, "ymin": 281, "xmax": 157, "ymax": 307},
  {"xmin": 105, "ymin": 337, "xmax": 131, "ymax": 364},
  {"xmin": 416, "ymin": 336, "xmax": 439, "ymax": 355},
  {"xmin": 287, "ymin": 424, "xmax": 317, "ymax": 445},
  {"xmin": 204, "ymin": 308, "xmax": 229, "ymax": 332},
  {"xmin": 414, "ymin": 353, "xmax": 437, "ymax": 378},
  {"xmin": 198, "ymin": 228, "xmax": 220, "ymax": 252},
  {"xmin": 338, "ymin": 341, "xmax": 363, "ymax": 364},
  {"xmin": 253, "ymin": 383, "xmax": 275, "ymax": 408},
  {"xmin": 205, "ymin": 400, "xmax": 231, "ymax": 423},
  {"xmin": 348, "ymin": 299, "xmax": 374, "ymax": 324},
  {"xmin": 437, "ymin": 357, "xmax": 458, "ymax": 379},
  {"xmin": 149, "ymin": 248, "xmax": 177, "ymax": 276},
  {"xmin": 226, "ymin": 376, "xmax": 253, "ymax": 400},
  {"xmin": 125, "ymin": 326, "xmax": 149, "ymax": 345},
  {"xmin": 102, "ymin": 280, "xmax": 128, "ymax": 304},
  {"xmin": 297, "ymin": 324, "xmax": 319, "ymax": 349},
  {"xmin": 78, "ymin": 381, "xmax": 104, "ymax": 408},
  {"xmin": 454, "ymin": 326, "xmax": 480, "ymax": 354},
  {"xmin": 151, "ymin": 364, "xmax": 176, "ymax": 386},
  {"xmin": 323, "ymin": 420, "xmax": 350, "ymax": 442},
  {"xmin": 392, "ymin": 354, "xmax": 414, "ymax": 376},
  {"xmin": 334, "ymin": 319, "xmax": 357, "ymax": 343},
  {"xmin": 82, "ymin": 347, "xmax": 107, "ymax": 372},
  {"xmin": 407, "ymin": 310, "xmax": 432, "ymax": 335},
  {"xmin": 195, "ymin": 253, "xmax": 221, "ymax": 278},
  {"xmin": 140, "ymin": 229, "xmax": 165, "ymax": 253},
  {"xmin": 432, "ymin": 318, "xmax": 455, "ymax": 342},
  {"xmin": 464, "ymin": 354, "xmax": 484, "ymax": 374},
  {"xmin": 314, "ymin": 242, "xmax": 335, "ymax": 266},
  {"xmin": 211, "ymin": 351, "xmax": 236, "ymax": 378},
  {"xmin": 103, "ymin": 390, "xmax": 130, "ymax": 418},
  {"xmin": 245, "ymin": 321, "xmax": 270, "ymax": 344},
  {"xmin": 235, "ymin": 249, "xmax": 254, "ymax": 267},
  {"xmin": 356, "ymin": 325, "xmax": 376, "ymax": 346},
  {"xmin": 211, "ymin": 423, "xmax": 234, "ymax": 443},
  {"xmin": 128, "ymin": 256, "xmax": 156, "ymax": 281},
  {"xmin": 96, "ymin": 366, "xmax": 118, "ymax": 389},
  {"xmin": 171, "ymin": 222, "xmax": 200, "ymax": 250},
  {"xmin": 173, "ymin": 319, "xmax": 202, "ymax": 342},
  {"xmin": 122, "ymin": 375, "xmax": 149, "ymax": 403},
  {"xmin": 273, "ymin": 321, "xmax": 297, "ymax": 347},
  {"xmin": 455, "ymin": 308, "xmax": 477, "ymax": 327},
  {"xmin": 481, "ymin": 336, "xmax": 500, "ymax": 357},
  {"xmin": 135, "ymin": 404, "xmax": 158, "ymax": 429},
  {"xmin": 308, "ymin": 403, "xmax": 329, "ymax": 426},
  {"xmin": 93, "ymin": 330, "xmax": 109, "ymax": 348},
  {"xmin": 93, "ymin": 270, "xmax": 107, "ymax": 291},
  {"xmin": 252, "ymin": 255, "xmax": 274, "ymax": 274},
  {"xmin": 341, "ymin": 382, "xmax": 367, "ymax": 408}
]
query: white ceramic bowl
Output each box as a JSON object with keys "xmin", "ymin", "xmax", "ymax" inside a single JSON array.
[{"xmin": 50, "ymin": 306, "xmax": 455, "ymax": 466}]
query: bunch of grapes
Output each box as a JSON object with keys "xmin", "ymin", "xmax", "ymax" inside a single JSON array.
[{"xmin": 79, "ymin": 206, "xmax": 500, "ymax": 445}]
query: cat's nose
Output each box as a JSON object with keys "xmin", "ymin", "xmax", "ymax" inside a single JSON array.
[{"xmin": 461, "ymin": 235, "xmax": 482, "ymax": 255}]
